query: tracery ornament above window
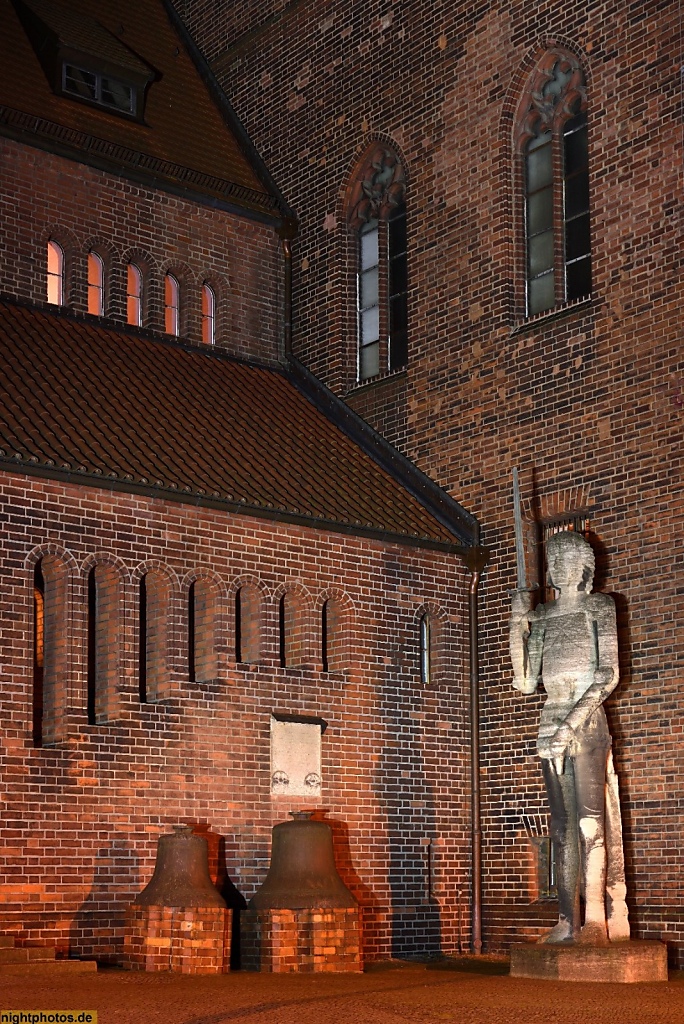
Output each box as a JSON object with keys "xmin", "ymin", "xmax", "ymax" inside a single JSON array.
[
  {"xmin": 515, "ymin": 49, "xmax": 587, "ymax": 151},
  {"xmin": 347, "ymin": 145, "xmax": 407, "ymax": 229}
]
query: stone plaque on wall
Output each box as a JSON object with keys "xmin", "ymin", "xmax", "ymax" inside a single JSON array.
[{"xmin": 270, "ymin": 715, "xmax": 326, "ymax": 797}]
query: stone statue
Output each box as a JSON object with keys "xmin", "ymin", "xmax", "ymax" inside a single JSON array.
[{"xmin": 510, "ymin": 530, "xmax": 630, "ymax": 944}]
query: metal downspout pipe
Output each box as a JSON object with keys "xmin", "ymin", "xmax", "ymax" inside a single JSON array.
[
  {"xmin": 279, "ymin": 218, "xmax": 298, "ymax": 359},
  {"xmin": 460, "ymin": 544, "xmax": 489, "ymax": 954}
]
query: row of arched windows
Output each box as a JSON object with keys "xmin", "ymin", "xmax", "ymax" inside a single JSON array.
[
  {"xmin": 347, "ymin": 47, "xmax": 592, "ymax": 382},
  {"xmin": 30, "ymin": 554, "xmax": 440, "ymax": 747},
  {"xmin": 46, "ymin": 241, "xmax": 216, "ymax": 344}
]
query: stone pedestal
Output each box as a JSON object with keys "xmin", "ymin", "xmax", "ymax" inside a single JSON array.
[
  {"xmin": 510, "ymin": 940, "xmax": 668, "ymax": 983},
  {"xmin": 241, "ymin": 907, "xmax": 361, "ymax": 973},
  {"xmin": 123, "ymin": 904, "xmax": 231, "ymax": 973}
]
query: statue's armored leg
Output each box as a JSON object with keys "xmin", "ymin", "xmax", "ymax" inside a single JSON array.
[
  {"xmin": 575, "ymin": 747, "xmax": 609, "ymax": 945},
  {"xmin": 605, "ymin": 751, "xmax": 630, "ymax": 941},
  {"xmin": 540, "ymin": 758, "xmax": 580, "ymax": 943}
]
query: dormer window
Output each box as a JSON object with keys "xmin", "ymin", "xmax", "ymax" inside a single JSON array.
[
  {"xmin": 13, "ymin": 0, "xmax": 154, "ymax": 122},
  {"xmin": 63, "ymin": 64, "xmax": 134, "ymax": 115}
]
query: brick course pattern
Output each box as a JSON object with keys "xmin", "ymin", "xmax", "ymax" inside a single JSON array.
[
  {"xmin": 0, "ymin": 471, "xmax": 469, "ymax": 964},
  {"xmin": 0, "ymin": 138, "xmax": 281, "ymax": 364},
  {"xmin": 124, "ymin": 905, "xmax": 231, "ymax": 973},
  {"xmin": 179, "ymin": 0, "xmax": 684, "ymax": 962},
  {"xmin": 241, "ymin": 907, "xmax": 361, "ymax": 973}
]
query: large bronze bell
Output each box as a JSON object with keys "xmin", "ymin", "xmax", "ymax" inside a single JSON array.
[
  {"xmin": 135, "ymin": 824, "xmax": 226, "ymax": 908},
  {"xmin": 250, "ymin": 812, "xmax": 357, "ymax": 910}
]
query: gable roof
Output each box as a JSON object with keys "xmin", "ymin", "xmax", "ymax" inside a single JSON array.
[
  {"xmin": 0, "ymin": 298, "xmax": 476, "ymax": 551},
  {"xmin": 0, "ymin": 0, "xmax": 290, "ymax": 221}
]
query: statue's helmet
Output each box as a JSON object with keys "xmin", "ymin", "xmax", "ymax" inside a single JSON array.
[{"xmin": 546, "ymin": 530, "xmax": 595, "ymax": 592}]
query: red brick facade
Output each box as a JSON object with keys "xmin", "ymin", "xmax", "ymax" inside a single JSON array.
[
  {"xmin": 0, "ymin": 471, "xmax": 470, "ymax": 962},
  {"xmin": 0, "ymin": 138, "xmax": 281, "ymax": 364},
  {"xmin": 179, "ymin": 0, "xmax": 684, "ymax": 962}
]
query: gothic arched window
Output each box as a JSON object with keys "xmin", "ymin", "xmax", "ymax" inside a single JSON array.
[
  {"xmin": 348, "ymin": 144, "xmax": 407, "ymax": 381},
  {"xmin": 515, "ymin": 50, "xmax": 591, "ymax": 316}
]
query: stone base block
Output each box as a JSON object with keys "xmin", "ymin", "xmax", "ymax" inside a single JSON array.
[
  {"xmin": 241, "ymin": 907, "xmax": 361, "ymax": 973},
  {"xmin": 123, "ymin": 904, "xmax": 231, "ymax": 974},
  {"xmin": 510, "ymin": 940, "xmax": 668, "ymax": 983}
]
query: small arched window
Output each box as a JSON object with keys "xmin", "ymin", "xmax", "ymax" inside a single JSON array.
[
  {"xmin": 87, "ymin": 251, "xmax": 105, "ymax": 315},
  {"xmin": 47, "ymin": 241, "xmax": 64, "ymax": 305},
  {"xmin": 349, "ymin": 144, "xmax": 407, "ymax": 382},
  {"xmin": 87, "ymin": 563, "xmax": 121, "ymax": 724},
  {"xmin": 127, "ymin": 263, "xmax": 143, "ymax": 326},
  {"xmin": 201, "ymin": 283, "xmax": 215, "ymax": 344},
  {"xmin": 188, "ymin": 578, "xmax": 219, "ymax": 682},
  {"xmin": 419, "ymin": 612, "xmax": 431, "ymax": 685},
  {"xmin": 165, "ymin": 273, "xmax": 180, "ymax": 335},
  {"xmin": 516, "ymin": 50, "xmax": 591, "ymax": 316},
  {"xmin": 32, "ymin": 556, "xmax": 69, "ymax": 746},
  {"xmin": 235, "ymin": 584, "xmax": 260, "ymax": 664}
]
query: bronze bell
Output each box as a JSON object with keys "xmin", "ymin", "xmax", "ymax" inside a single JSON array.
[
  {"xmin": 135, "ymin": 824, "xmax": 226, "ymax": 908},
  {"xmin": 250, "ymin": 812, "xmax": 357, "ymax": 910}
]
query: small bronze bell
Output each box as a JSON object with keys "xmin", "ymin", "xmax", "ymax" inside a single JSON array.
[
  {"xmin": 135, "ymin": 824, "xmax": 226, "ymax": 908},
  {"xmin": 250, "ymin": 812, "xmax": 357, "ymax": 910}
]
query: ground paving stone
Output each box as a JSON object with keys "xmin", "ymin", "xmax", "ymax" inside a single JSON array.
[{"xmin": 1, "ymin": 960, "xmax": 683, "ymax": 1024}]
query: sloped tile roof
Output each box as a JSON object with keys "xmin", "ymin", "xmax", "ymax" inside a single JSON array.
[
  {"xmin": 1, "ymin": 0, "xmax": 284, "ymax": 215},
  {"xmin": 0, "ymin": 300, "xmax": 463, "ymax": 548}
]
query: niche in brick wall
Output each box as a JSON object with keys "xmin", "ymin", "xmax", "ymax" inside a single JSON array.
[{"xmin": 270, "ymin": 714, "xmax": 327, "ymax": 799}]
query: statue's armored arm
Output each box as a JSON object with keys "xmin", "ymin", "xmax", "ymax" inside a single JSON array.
[{"xmin": 510, "ymin": 590, "xmax": 541, "ymax": 694}]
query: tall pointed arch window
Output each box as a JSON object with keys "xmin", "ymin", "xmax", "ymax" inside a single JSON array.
[
  {"xmin": 87, "ymin": 251, "xmax": 105, "ymax": 315},
  {"xmin": 127, "ymin": 263, "xmax": 143, "ymax": 326},
  {"xmin": 516, "ymin": 50, "xmax": 591, "ymax": 316},
  {"xmin": 348, "ymin": 144, "xmax": 408, "ymax": 382},
  {"xmin": 165, "ymin": 273, "xmax": 180, "ymax": 335},
  {"xmin": 47, "ymin": 241, "xmax": 64, "ymax": 305}
]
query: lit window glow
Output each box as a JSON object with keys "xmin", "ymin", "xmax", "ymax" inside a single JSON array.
[
  {"xmin": 201, "ymin": 283, "xmax": 215, "ymax": 344},
  {"xmin": 47, "ymin": 241, "xmax": 64, "ymax": 305},
  {"xmin": 164, "ymin": 274, "xmax": 180, "ymax": 335},
  {"xmin": 87, "ymin": 252, "xmax": 104, "ymax": 316},
  {"xmin": 127, "ymin": 264, "xmax": 143, "ymax": 326}
]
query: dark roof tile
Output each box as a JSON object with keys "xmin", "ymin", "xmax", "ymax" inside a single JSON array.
[{"xmin": 0, "ymin": 300, "xmax": 461, "ymax": 548}]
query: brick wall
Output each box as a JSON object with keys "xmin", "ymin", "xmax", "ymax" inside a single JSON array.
[
  {"xmin": 0, "ymin": 470, "xmax": 470, "ymax": 963},
  {"xmin": 0, "ymin": 138, "xmax": 282, "ymax": 364},
  {"xmin": 183, "ymin": 0, "xmax": 684, "ymax": 961}
]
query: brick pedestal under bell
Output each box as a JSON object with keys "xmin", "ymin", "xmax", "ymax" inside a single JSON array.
[
  {"xmin": 123, "ymin": 904, "xmax": 231, "ymax": 973},
  {"xmin": 241, "ymin": 907, "xmax": 361, "ymax": 972}
]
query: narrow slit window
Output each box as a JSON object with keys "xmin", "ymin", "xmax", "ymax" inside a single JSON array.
[
  {"xmin": 139, "ymin": 575, "xmax": 147, "ymax": 703},
  {"xmin": 188, "ymin": 581, "xmax": 196, "ymax": 682},
  {"xmin": 388, "ymin": 200, "xmax": 408, "ymax": 371},
  {"xmin": 279, "ymin": 594, "xmax": 287, "ymax": 668},
  {"xmin": 47, "ymin": 241, "xmax": 64, "ymax": 305},
  {"xmin": 563, "ymin": 113, "xmax": 591, "ymax": 302},
  {"xmin": 235, "ymin": 587, "xmax": 242, "ymax": 663},
  {"xmin": 525, "ymin": 132, "xmax": 554, "ymax": 315},
  {"xmin": 87, "ymin": 251, "xmax": 105, "ymax": 316},
  {"xmin": 33, "ymin": 561, "xmax": 45, "ymax": 746},
  {"xmin": 87, "ymin": 567, "xmax": 97, "ymax": 725},
  {"xmin": 127, "ymin": 263, "xmax": 143, "ymax": 326},
  {"xmin": 165, "ymin": 273, "xmax": 180, "ymax": 336},
  {"xmin": 201, "ymin": 283, "xmax": 215, "ymax": 344},
  {"xmin": 357, "ymin": 219, "xmax": 380, "ymax": 380},
  {"xmin": 419, "ymin": 613, "xmax": 431, "ymax": 685},
  {"xmin": 321, "ymin": 600, "xmax": 329, "ymax": 673}
]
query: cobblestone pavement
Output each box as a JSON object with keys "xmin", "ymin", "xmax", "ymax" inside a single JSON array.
[{"xmin": 1, "ymin": 959, "xmax": 683, "ymax": 1024}]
